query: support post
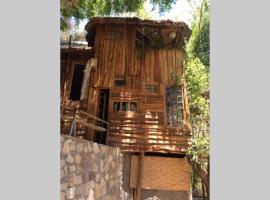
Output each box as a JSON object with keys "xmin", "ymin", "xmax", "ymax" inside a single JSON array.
[{"xmin": 135, "ymin": 152, "xmax": 144, "ymax": 200}]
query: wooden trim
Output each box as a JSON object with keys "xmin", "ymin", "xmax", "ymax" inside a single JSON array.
[{"xmin": 111, "ymin": 100, "xmax": 139, "ymax": 112}]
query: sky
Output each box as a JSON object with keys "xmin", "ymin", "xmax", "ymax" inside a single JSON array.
[{"xmin": 76, "ymin": 0, "xmax": 202, "ymax": 32}]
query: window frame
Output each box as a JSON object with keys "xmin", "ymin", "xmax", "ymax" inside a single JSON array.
[
  {"xmin": 112, "ymin": 100, "xmax": 138, "ymax": 113},
  {"xmin": 114, "ymin": 77, "xmax": 126, "ymax": 87},
  {"xmin": 164, "ymin": 84, "xmax": 185, "ymax": 128}
]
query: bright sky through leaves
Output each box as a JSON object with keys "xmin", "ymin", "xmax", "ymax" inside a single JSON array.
[{"xmin": 77, "ymin": 0, "xmax": 202, "ymax": 32}]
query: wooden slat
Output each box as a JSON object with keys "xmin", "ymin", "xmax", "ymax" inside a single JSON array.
[{"xmin": 79, "ymin": 122, "xmax": 106, "ymax": 132}]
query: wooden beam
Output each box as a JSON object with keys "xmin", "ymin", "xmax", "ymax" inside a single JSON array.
[
  {"xmin": 135, "ymin": 152, "xmax": 144, "ymax": 200},
  {"xmin": 79, "ymin": 122, "xmax": 106, "ymax": 132},
  {"xmin": 78, "ymin": 109, "xmax": 110, "ymax": 125}
]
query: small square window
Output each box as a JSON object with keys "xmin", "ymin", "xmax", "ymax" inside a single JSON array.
[
  {"xmin": 113, "ymin": 102, "xmax": 121, "ymax": 111},
  {"xmin": 146, "ymin": 85, "xmax": 157, "ymax": 93},
  {"xmin": 115, "ymin": 78, "xmax": 126, "ymax": 87},
  {"xmin": 121, "ymin": 102, "xmax": 129, "ymax": 111},
  {"xmin": 130, "ymin": 102, "xmax": 137, "ymax": 112}
]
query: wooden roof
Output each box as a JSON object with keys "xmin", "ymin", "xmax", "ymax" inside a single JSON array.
[{"xmin": 85, "ymin": 17, "xmax": 191, "ymax": 34}]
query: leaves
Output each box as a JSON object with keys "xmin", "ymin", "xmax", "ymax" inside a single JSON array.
[{"xmin": 60, "ymin": 0, "xmax": 177, "ymax": 30}]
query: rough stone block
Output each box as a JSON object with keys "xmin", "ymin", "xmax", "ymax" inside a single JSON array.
[
  {"xmin": 61, "ymin": 159, "xmax": 65, "ymax": 169},
  {"xmin": 75, "ymin": 154, "xmax": 81, "ymax": 164},
  {"xmin": 73, "ymin": 175, "xmax": 82, "ymax": 185},
  {"xmin": 76, "ymin": 143, "xmax": 84, "ymax": 153},
  {"xmin": 92, "ymin": 143, "xmax": 100, "ymax": 154},
  {"xmin": 61, "ymin": 183, "xmax": 68, "ymax": 191},
  {"xmin": 88, "ymin": 143, "xmax": 93, "ymax": 152},
  {"xmin": 62, "ymin": 139, "xmax": 72, "ymax": 154},
  {"xmin": 95, "ymin": 183, "xmax": 102, "ymax": 199},
  {"xmin": 66, "ymin": 155, "xmax": 74, "ymax": 164},
  {"xmin": 69, "ymin": 165, "xmax": 76, "ymax": 173},
  {"xmin": 70, "ymin": 141, "xmax": 76, "ymax": 152}
]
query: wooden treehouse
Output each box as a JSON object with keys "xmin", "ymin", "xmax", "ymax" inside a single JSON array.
[{"xmin": 61, "ymin": 17, "xmax": 193, "ymax": 199}]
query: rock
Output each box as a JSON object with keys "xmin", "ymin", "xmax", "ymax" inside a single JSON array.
[
  {"xmin": 83, "ymin": 145, "xmax": 89, "ymax": 153},
  {"xmin": 62, "ymin": 139, "xmax": 72, "ymax": 154},
  {"xmin": 61, "ymin": 169, "xmax": 65, "ymax": 179},
  {"xmin": 92, "ymin": 143, "xmax": 100, "ymax": 154},
  {"xmin": 97, "ymin": 152, "xmax": 105, "ymax": 160},
  {"xmin": 102, "ymin": 185, "xmax": 107, "ymax": 197},
  {"xmin": 66, "ymin": 155, "xmax": 74, "ymax": 164},
  {"xmin": 66, "ymin": 187, "xmax": 75, "ymax": 199},
  {"xmin": 108, "ymin": 155, "xmax": 113, "ymax": 162},
  {"xmin": 111, "ymin": 161, "xmax": 116, "ymax": 170},
  {"xmin": 88, "ymin": 143, "xmax": 93, "ymax": 152},
  {"xmin": 100, "ymin": 178, "xmax": 106, "ymax": 187},
  {"xmin": 69, "ymin": 165, "xmax": 76, "ymax": 173},
  {"xmin": 61, "ymin": 159, "xmax": 65, "ymax": 169},
  {"xmin": 95, "ymin": 183, "xmax": 102, "ymax": 199},
  {"xmin": 76, "ymin": 143, "xmax": 84, "ymax": 153},
  {"xmin": 88, "ymin": 180, "xmax": 95, "ymax": 189},
  {"xmin": 75, "ymin": 155, "xmax": 81, "ymax": 164},
  {"xmin": 100, "ymin": 160, "xmax": 104, "ymax": 170},
  {"xmin": 105, "ymin": 174, "xmax": 109, "ymax": 181},
  {"xmin": 73, "ymin": 176, "xmax": 82, "ymax": 185},
  {"xmin": 104, "ymin": 195, "xmax": 112, "ymax": 200},
  {"xmin": 90, "ymin": 153, "xmax": 96, "ymax": 161},
  {"xmin": 88, "ymin": 163, "xmax": 99, "ymax": 172},
  {"xmin": 61, "ymin": 183, "xmax": 68, "ymax": 191},
  {"xmin": 100, "ymin": 145, "xmax": 107, "ymax": 153},
  {"xmin": 76, "ymin": 166, "xmax": 82, "ymax": 174},
  {"xmin": 87, "ymin": 188, "xmax": 94, "ymax": 200},
  {"xmin": 70, "ymin": 141, "xmax": 76, "ymax": 152},
  {"xmin": 95, "ymin": 174, "xmax": 100, "ymax": 182}
]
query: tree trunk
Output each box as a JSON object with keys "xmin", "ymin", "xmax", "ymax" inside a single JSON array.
[{"xmin": 187, "ymin": 156, "xmax": 209, "ymax": 199}]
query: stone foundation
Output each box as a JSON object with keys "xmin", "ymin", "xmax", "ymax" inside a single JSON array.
[{"xmin": 61, "ymin": 135, "xmax": 123, "ymax": 200}]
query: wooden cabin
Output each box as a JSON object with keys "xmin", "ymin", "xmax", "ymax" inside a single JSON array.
[{"xmin": 61, "ymin": 17, "xmax": 193, "ymax": 199}]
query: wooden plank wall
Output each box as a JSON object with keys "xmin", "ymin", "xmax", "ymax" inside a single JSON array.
[
  {"xmin": 60, "ymin": 51, "xmax": 92, "ymax": 137},
  {"xmin": 92, "ymin": 24, "xmax": 190, "ymax": 154},
  {"xmin": 94, "ymin": 24, "xmax": 184, "ymax": 88}
]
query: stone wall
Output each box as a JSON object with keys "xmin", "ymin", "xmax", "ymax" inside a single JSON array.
[{"xmin": 61, "ymin": 135, "xmax": 123, "ymax": 200}]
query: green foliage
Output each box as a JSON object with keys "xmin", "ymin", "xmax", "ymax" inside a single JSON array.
[
  {"xmin": 184, "ymin": 0, "xmax": 210, "ymax": 191},
  {"xmin": 60, "ymin": 0, "xmax": 176, "ymax": 31},
  {"xmin": 184, "ymin": 57, "xmax": 209, "ymax": 118},
  {"xmin": 188, "ymin": 0, "xmax": 210, "ymax": 68}
]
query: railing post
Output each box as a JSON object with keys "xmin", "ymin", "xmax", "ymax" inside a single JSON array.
[{"xmin": 69, "ymin": 108, "xmax": 77, "ymax": 136}]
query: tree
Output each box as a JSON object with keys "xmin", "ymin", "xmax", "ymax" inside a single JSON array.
[
  {"xmin": 60, "ymin": 0, "xmax": 177, "ymax": 30},
  {"xmin": 183, "ymin": 0, "xmax": 210, "ymax": 199},
  {"xmin": 188, "ymin": 0, "xmax": 210, "ymax": 68}
]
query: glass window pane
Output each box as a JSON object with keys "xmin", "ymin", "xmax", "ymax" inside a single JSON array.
[
  {"xmin": 115, "ymin": 78, "xmax": 126, "ymax": 87},
  {"xmin": 121, "ymin": 102, "xmax": 129, "ymax": 111},
  {"xmin": 113, "ymin": 102, "xmax": 121, "ymax": 111},
  {"xmin": 165, "ymin": 86, "xmax": 183, "ymax": 127},
  {"xmin": 130, "ymin": 102, "xmax": 137, "ymax": 112}
]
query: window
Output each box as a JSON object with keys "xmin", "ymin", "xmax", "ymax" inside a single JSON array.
[
  {"xmin": 121, "ymin": 102, "xmax": 129, "ymax": 111},
  {"xmin": 130, "ymin": 102, "xmax": 137, "ymax": 112},
  {"xmin": 114, "ymin": 78, "xmax": 126, "ymax": 87},
  {"xmin": 106, "ymin": 32, "xmax": 121, "ymax": 40},
  {"xmin": 113, "ymin": 102, "xmax": 121, "ymax": 111},
  {"xmin": 70, "ymin": 64, "xmax": 86, "ymax": 101},
  {"xmin": 146, "ymin": 85, "xmax": 158, "ymax": 93},
  {"xmin": 165, "ymin": 85, "xmax": 184, "ymax": 127},
  {"xmin": 112, "ymin": 101, "xmax": 138, "ymax": 112}
]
